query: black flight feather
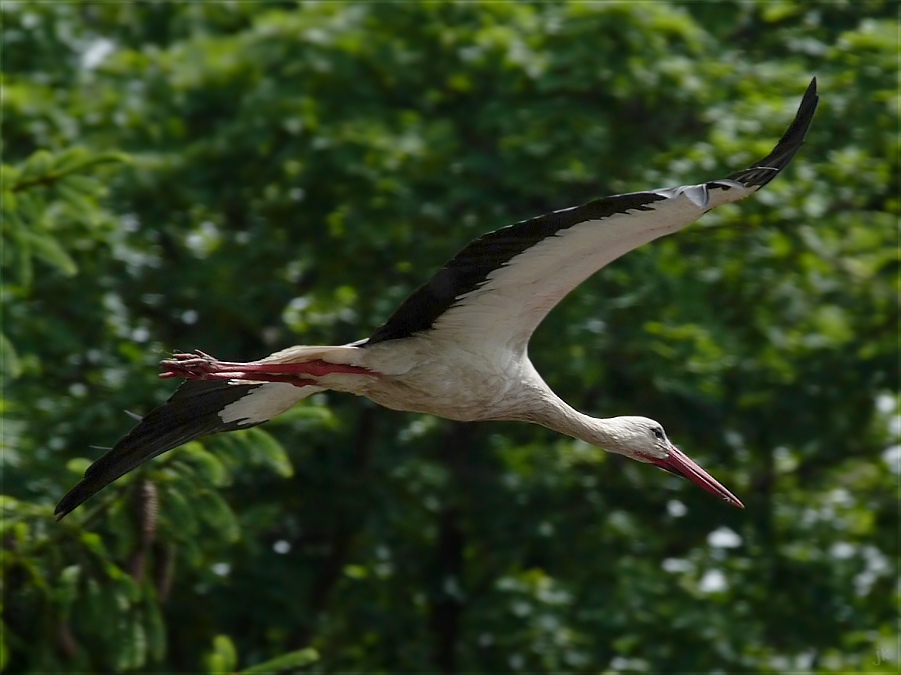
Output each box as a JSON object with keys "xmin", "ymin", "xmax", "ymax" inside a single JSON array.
[{"xmin": 55, "ymin": 380, "xmax": 265, "ymax": 519}]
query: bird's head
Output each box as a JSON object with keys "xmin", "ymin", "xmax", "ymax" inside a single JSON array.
[{"xmin": 607, "ymin": 416, "xmax": 744, "ymax": 509}]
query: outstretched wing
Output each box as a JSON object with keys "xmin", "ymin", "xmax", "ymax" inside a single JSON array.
[
  {"xmin": 55, "ymin": 380, "xmax": 321, "ymax": 519},
  {"xmin": 366, "ymin": 78, "xmax": 818, "ymax": 351}
]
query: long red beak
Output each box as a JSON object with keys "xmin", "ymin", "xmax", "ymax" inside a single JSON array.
[{"xmin": 648, "ymin": 445, "xmax": 744, "ymax": 509}]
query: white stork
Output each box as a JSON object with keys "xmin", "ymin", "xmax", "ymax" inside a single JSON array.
[{"xmin": 56, "ymin": 79, "xmax": 818, "ymax": 519}]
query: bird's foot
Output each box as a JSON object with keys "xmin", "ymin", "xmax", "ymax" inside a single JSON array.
[
  {"xmin": 159, "ymin": 350, "xmax": 295, "ymax": 383},
  {"xmin": 159, "ymin": 350, "xmax": 227, "ymax": 379}
]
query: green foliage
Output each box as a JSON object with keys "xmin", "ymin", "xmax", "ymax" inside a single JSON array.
[
  {"xmin": 2, "ymin": 2, "xmax": 897, "ymax": 673},
  {"xmin": 1, "ymin": 146, "xmax": 128, "ymax": 382},
  {"xmin": 240, "ymin": 646, "xmax": 319, "ymax": 674},
  {"xmin": 2, "ymin": 148, "xmax": 128, "ymax": 282}
]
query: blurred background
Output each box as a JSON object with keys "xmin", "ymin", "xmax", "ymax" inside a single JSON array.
[{"xmin": 2, "ymin": 2, "xmax": 897, "ymax": 673}]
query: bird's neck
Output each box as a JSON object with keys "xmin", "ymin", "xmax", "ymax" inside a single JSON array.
[
  {"xmin": 534, "ymin": 400, "xmax": 628, "ymax": 453},
  {"xmin": 513, "ymin": 372, "xmax": 628, "ymax": 454}
]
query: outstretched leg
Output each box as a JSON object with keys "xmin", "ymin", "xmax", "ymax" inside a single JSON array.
[{"xmin": 160, "ymin": 349, "xmax": 375, "ymax": 386}]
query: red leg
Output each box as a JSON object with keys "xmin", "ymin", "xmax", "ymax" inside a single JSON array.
[{"xmin": 159, "ymin": 350, "xmax": 376, "ymax": 386}]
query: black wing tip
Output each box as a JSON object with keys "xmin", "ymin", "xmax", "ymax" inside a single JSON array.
[
  {"xmin": 55, "ymin": 483, "xmax": 89, "ymax": 520},
  {"xmin": 55, "ymin": 504, "xmax": 73, "ymax": 520},
  {"xmin": 55, "ymin": 459, "xmax": 112, "ymax": 520},
  {"xmin": 727, "ymin": 76, "xmax": 819, "ymax": 188}
]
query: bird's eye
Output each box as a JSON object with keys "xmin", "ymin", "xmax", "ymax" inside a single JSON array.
[{"xmin": 653, "ymin": 427, "xmax": 665, "ymax": 440}]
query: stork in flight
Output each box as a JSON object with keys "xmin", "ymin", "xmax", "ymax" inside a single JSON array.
[{"xmin": 56, "ymin": 79, "xmax": 818, "ymax": 519}]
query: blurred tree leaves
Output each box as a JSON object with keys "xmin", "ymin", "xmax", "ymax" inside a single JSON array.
[
  {"xmin": 3, "ymin": 149, "xmax": 124, "ymax": 266},
  {"xmin": 1, "ymin": 147, "xmax": 128, "ymax": 377},
  {"xmin": 2, "ymin": 2, "xmax": 897, "ymax": 673}
]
